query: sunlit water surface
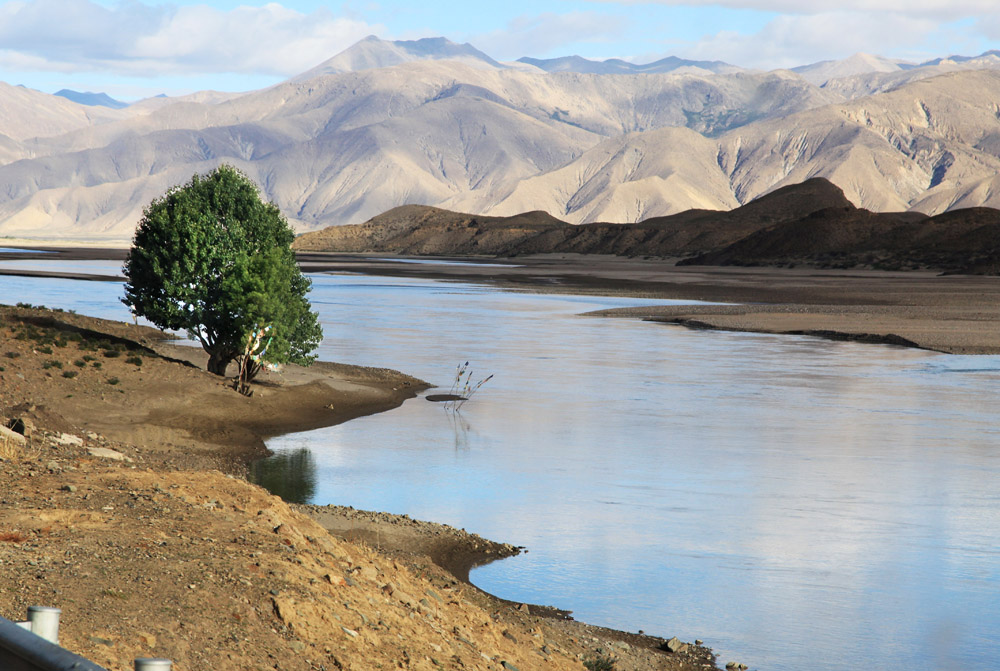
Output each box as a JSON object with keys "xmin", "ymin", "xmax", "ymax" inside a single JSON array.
[{"xmin": 4, "ymin": 261, "xmax": 999, "ymax": 671}]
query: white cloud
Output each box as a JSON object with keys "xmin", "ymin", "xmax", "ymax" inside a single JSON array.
[
  {"xmin": 0, "ymin": 0, "xmax": 383, "ymax": 77},
  {"xmin": 471, "ymin": 11, "xmax": 628, "ymax": 61},
  {"xmin": 677, "ymin": 11, "xmax": 955, "ymax": 69},
  {"xmin": 597, "ymin": 0, "xmax": 997, "ymax": 17}
]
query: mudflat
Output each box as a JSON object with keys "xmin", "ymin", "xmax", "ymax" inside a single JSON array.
[
  {"xmin": 294, "ymin": 253, "xmax": 1000, "ymax": 355},
  {"xmin": 6, "ymin": 245, "xmax": 1000, "ymax": 353}
]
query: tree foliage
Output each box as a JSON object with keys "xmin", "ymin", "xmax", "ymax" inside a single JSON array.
[{"xmin": 122, "ymin": 165, "xmax": 322, "ymax": 377}]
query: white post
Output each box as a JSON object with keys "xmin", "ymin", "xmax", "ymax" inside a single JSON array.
[
  {"xmin": 26, "ymin": 606, "xmax": 60, "ymax": 644},
  {"xmin": 135, "ymin": 658, "xmax": 173, "ymax": 671}
]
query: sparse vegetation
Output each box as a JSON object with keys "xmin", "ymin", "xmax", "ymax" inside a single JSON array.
[
  {"xmin": 74, "ymin": 359, "xmax": 87, "ymax": 367},
  {"xmin": 125, "ymin": 355, "xmax": 143, "ymax": 366},
  {"xmin": 106, "ymin": 377, "xmax": 120, "ymax": 385},
  {"xmin": 583, "ymin": 655, "xmax": 616, "ymax": 671},
  {"xmin": 4, "ymin": 351, "xmax": 19, "ymax": 359},
  {"xmin": 43, "ymin": 360, "xmax": 63, "ymax": 370},
  {"xmin": 62, "ymin": 370, "xmax": 78, "ymax": 379},
  {"xmin": 445, "ymin": 361, "xmax": 493, "ymax": 411}
]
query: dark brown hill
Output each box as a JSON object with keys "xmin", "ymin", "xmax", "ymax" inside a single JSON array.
[
  {"xmin": 678, "ymin": 205, "xmax": 1000, "ymax": 274},
  {"xmin": 293, "ymin": 178, "xmax": 851, "ymax": 257},
  {"xmin": 292, "ymin": 178, "xmax": 1000, "ymax": 274},
  {"xmin": 292, "ymin": 205, "xmax": 571, "ymax": 255}
]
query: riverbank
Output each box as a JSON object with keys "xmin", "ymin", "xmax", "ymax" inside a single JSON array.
[
  {"xmin": 6, "ymin": 247, "xmax": 1000, "ymax": 356},
  {"xmin": 0, "ymin": 304, "xmax": 718, "ymax": 671},
  {"xmin": 297, "ymin": 253, "xmax": 1000, "ymax": 355}
]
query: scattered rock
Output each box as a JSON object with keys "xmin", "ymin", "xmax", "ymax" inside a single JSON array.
[
  {"xmin": 663, "ymin": 636, "xmax": 688, "ymax": 653},
  {"xmin": 725, "ymin": 663, "xmax": 748, "ymax": 670},
  {"xmin": 54, "ymin": 433, "xmax": 83, "ymax": 446},
  {"xmin": 6, "ymin": 417, "xmax": 28, "ymax": 436},
  {"xmin": 61, "ymin": 484, "xmax": 77, "ymax": 493},
  {"xmin": 87, "ymin": 447, "xmax": 130, "ymax": 461},
  {"xmin": 0, "ymin": 425, "xmax": 26, "ymax": 446}
]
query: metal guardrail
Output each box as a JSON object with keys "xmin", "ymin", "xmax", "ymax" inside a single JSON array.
[{"xmin": 0, "ymin": 607, "xmax": 171, "ymax": 671}]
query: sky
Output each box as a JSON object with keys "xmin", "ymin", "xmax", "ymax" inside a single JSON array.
[{"xmin": 0, "ymin": 0, "xmax": 997, "ymax": 100}]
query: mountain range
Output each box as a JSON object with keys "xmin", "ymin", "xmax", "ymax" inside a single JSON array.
[{"xmin": 2, "ymin": 36, "xmax": 1000, "ymax": 242}]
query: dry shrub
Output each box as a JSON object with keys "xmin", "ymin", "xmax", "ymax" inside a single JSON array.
[
  {"xmin": 0, "ymin": 531, "xmax": 28, "ymax": 543},
  {"xmin": 0, "ymin": 435, "xmax": 20, "ymax": 461},
  {"xmin": 0, "ymin": 434, "xmax": 38, "ymax": 463}
]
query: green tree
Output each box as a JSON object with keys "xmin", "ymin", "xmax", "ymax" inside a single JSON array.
[{"xmin": 122, "ymin": 165, "xmax": 322, "ymax": 378}]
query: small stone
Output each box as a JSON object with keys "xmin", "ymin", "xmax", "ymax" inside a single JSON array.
[
  {"xmin": 341, "ymin": 627, "xmax": 358, "ymax": 638},
  {"xmin": 138, "ymin": 632, "xmax": 156, "ymax": 648},
  {"xmin": 61, "ymin": 484, "xmax": 77, "ymax": 493},
  {"xmin": 665, "ymin": 637, "xmax": 687, "ymax": 653},
  {"xmin": 517, "ymin": 603, "xmax": 529, "ymax": 613},
  {"xmin": 290, "ymin": 641, "xmax": 306, "ymax": 652},
  {"xmin": 87, "ymin": 447, "xmax": 129, "ymax": 461},
  {"xmin": 695, "ymin": 639, "xmax": 703, "ymax": 645},
  {"xmin": 46, "ymin": 461, "xmax": 61, "ymax": 472},
  {"xmin": 54, "ymin": 433, "xmax": 83, "ymax": 447},
  {"xmin": 501, "ymin": 662, "xmax": 519, "ymax": 671}
]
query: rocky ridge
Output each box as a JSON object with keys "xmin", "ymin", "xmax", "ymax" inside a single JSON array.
[{"xmin": 293, "ymin": 177, "xmax": 1000, "ymax": 274}]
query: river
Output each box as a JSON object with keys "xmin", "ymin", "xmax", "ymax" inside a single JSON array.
[{"xmin": 3, "ymin": 258, "xmax": 999, "ymax": 671}]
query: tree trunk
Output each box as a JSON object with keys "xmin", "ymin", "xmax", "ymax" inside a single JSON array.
[{"xmin": 206, "ymin": 350, "xmax": 233, "ymax": 376}]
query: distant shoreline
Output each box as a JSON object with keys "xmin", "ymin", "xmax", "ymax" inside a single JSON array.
[{"xmin": 6, "ymin": 247, "xmax": 1000, "ymax": 354}]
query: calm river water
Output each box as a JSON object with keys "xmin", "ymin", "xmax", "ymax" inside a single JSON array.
[{"xmin": 3, "ymin": 258, "xmax": 999, "ymax": 671}]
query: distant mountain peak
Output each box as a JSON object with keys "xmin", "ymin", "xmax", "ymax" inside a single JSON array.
[
  {"xmin": 294, "ymin": 35, "xmax": 502, "ymax": 81},
  {"xmin": 54, "ymin": 89, "xmax": 128, "ymax": 109},
  {"xmin": 516, "ymin": 54, "xmax": 741, "ymax": 75},
  {"xmin": 791, "ymin": 53, "xmax": 909, "ymax": 86}
]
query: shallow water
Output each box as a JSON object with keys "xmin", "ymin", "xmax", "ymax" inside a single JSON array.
[{"xmin": 4, "ymin": 264, "xmax": 999, "ymax": 671}]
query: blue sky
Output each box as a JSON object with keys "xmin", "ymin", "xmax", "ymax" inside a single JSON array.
[{"xmin": 0, "ymin": 0, "xmax": 997, "ymax": 99}]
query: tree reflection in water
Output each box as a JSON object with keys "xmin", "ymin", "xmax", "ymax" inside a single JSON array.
[{"xmin": 250, "ymin": 447, "xmax": 317, "ymax": 504}]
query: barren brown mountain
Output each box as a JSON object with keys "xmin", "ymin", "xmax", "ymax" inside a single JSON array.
[{"xmin": 294, "ymin": 178, "xmax": 1000, "ymax": 274}]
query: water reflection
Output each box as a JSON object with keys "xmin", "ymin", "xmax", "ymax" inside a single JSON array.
[{"xmin": 250, "ymin": 447, "xmax": 317, "ymax": 505}]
